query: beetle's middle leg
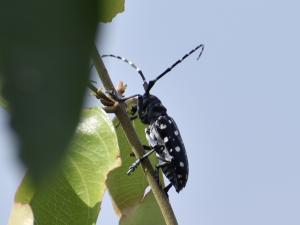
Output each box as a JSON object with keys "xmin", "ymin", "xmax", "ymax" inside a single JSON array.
[{"xmin": 127, "ymin": 145, "xmax": 163, "ymax": 175}]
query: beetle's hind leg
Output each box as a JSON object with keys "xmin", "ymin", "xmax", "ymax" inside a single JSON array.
[
  {"xmin": 154, "ymin": 161, "xmax": 169, "ymax": 184},
  {"xmin": 154, "ymin": 158, "xmax": 172, "ymax": 197},
  {"xmin": 164, "ymin": 183, "xmax": 173, "ymax": 197}
]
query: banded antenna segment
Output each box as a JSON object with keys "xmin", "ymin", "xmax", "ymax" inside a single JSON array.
[
  {"xmin": 146, "ymin": 44, "xmax": 205, "ymax": 92},
  {"xmin": 101, "ymin": 54, "xmax": 147, "ymax": 82},
  {"xmin": 154, "ymin": 44, "xmax": 204, "ymax": 84}
]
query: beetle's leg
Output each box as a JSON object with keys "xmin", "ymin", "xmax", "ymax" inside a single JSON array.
[
  {"xmin": 130, "ymin": 104, "xmax": 138, "ymax": 115},
  {"xmin": 127, "ymin": 148, "xmax": 156, "ymax": 175},
  {"xmin": 129, "ymin": 145, "xmax": 152, "ymax": 157},
  {"xmin": 164, "ymin": 183, "xmax": 173, "ymax": 195},
  {"xmin": 143, "ymin": 145, "xmax": 152, "ymax": 151},
  {"xmin": 120, "ymin": 94, "xmax": 140, "ymax": 102},
  {"xmin": 154, "ymin": 160, "xmax": 173, "ymax": 197},
  {"xmin": 115, "ymin": 103, "xmax": 138, "ymax": 128},
  {"xmin": 129, "ymin": 115, "xmax": 138, "ymax": 120},
  {"xmin": 106, "ymin": 89, "xmax": 139, "ymax": 102},
  {"xmin": 115, "ymin": 122, "xmax": 121, "ymax": 128},
  {"xmin": 154, "ymin": 161, "xmax": 170, "ymax": 182},
  {"xmin": 127, "ymin": 145, "xmax": 165, "ymax": 175},
  {"xmin": 115, "ymin": 114, "xmax": 138, "ymax": 128},
  {"xmin": 153, "ymin": 149, "xmax": 172, "ymax": 184},
  {"xmin": 155, "ymin": 156, "xmax": 173, "ymax": 197},
  {"xmin": 156, "ymin": 155, "xmax": 171, "ymax": 163}
]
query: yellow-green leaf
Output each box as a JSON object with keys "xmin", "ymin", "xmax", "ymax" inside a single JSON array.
[
  {"xmin": 98, "ymin": 0, "xmax": 125, "ymax": 23},
  {"xmin": 8, "ymin": 108, "xmax": 120, "ymax": 225},
  {"xmin": 0, "ymin": 95, "xmax": 7, "ymax": 110},
  {"xmin": 106, "ymin": 100, "xmax": 165, "ymax": 224},
  {"xmin": 0, "ymin": 78, "xmax": 8, "ymax": 110},
  {"xmin": 120, "ymin": 192, "xmax": 165, "ymax": 225}
]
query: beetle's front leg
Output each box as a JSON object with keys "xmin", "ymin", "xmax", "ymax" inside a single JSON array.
[{"xmin": 106, "ymin": 89, "xmax": 140, "ymax": 102}]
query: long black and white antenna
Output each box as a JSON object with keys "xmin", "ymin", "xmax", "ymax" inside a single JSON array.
[
  {"xmin": 101, "ymin": 44, "xmax": 204, "ymax": 94},
  {"xmin": 101, "ymin": 54, "xmax": 147, "ymax": 83},
  {"xmin": 146, "ymin": 44, "xmax": 204, "ymax": 92}
]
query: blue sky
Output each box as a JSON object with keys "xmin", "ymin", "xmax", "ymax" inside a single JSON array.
[{"xmin": 1, "ymin": 0, "xmax": 300, "ymax": 224}]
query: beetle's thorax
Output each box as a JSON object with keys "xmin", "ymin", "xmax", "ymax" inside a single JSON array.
[{"xmin": 138, "ymin": 93, "xmax": 167, "ymax": 124}]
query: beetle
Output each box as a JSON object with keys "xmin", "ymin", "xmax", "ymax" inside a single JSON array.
[{"xmin": 102, "ymin": 44, "xmax": 204, "ymax": 193}]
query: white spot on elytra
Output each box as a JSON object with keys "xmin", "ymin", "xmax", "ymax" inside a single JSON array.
[
  {"xmin": 168, "ymin": 120, "xmax": 172, "ymax": 124},
  {"xmin": 180, "ymin": 162, "xmax": 184, "ymax": 167},
  {"xmin": 170, "ymin": 149, "xmax": 173, "ymax": 152},
  {"xmin": 177, "ymin": 174, "xmax": 182, "ymax": 178},
  {"xmin": 164, "ymin": 137, "xmax": 169, "ymax": 143},
  {"xmin": 174, "ymin": 130, "xmax": 179, "ymax": 136},
  {"xmin": 160, "ymin": 124, "xmax": 167, "ymax": 129},
  {"xmin": 175, "ymin": 146, "xmax": 180, "ymax": 152}
]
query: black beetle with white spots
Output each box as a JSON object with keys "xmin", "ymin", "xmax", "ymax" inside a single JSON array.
[{"xmin": 102, "ymin": 44, "xmax": 204, "ymax": 194}]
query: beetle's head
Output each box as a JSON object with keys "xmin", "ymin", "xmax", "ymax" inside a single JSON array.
[{"xmin": 138, "ymin": 93, "xmax": 167, "ymax": 124}]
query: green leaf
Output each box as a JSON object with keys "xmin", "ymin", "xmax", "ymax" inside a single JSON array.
[
  {"xmin": 106, "ymin": 100, "xmax": 164, "ymax": 223},
  {"xmin": 106, "ymin": 115, "xmax": 148, "ymax": 212},
  {"xmin": 0, "ymin": 77, "xmax": 8, "ymax": 110},
  {"xmin": 98, "ymin": 0, "xmax": 125, "ymax": 23},
  {"xmin": 0, "ymin": 92, "xmax": 7, "ymax": 110},
  {"xmin": 0, "ymin": 96, "xmax": 7, "ymax": 110},
  {"xmin": 8, "ymin": 108, "xmax": 120, "ymax": 225},
  {"xmin": 0, "ymin": 0, "xmax": 99, "ymax": 182},
  {"xmin": 120, "ymin": 192, "xmax": 165, "ymax": 225}
]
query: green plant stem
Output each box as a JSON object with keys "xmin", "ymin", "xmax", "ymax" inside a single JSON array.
[{"xmin": 92, "ymin": 45, "xmax": 179, "ymax": 225}]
